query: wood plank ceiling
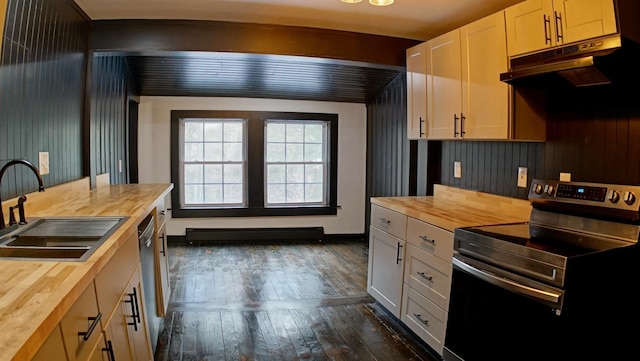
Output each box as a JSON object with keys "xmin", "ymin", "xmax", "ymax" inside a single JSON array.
[{"xmin": 121, "ymin": 53, "xmax": 403, "ymax": 103}]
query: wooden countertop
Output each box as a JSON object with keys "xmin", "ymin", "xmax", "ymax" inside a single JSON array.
[
  {"xmin": 371, "ymin": 185, "xmax": 532, "ymax": 232},
  {"xmin": 0, "ymin": 180, "xmax": 173, "ymax": 361}
]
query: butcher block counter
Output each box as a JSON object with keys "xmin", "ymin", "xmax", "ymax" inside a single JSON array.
[
  {"xmin": 371, "ymin": 184, "xmax": 532, "ymax": 232},
  {"xmin": 0, "ymin": 177, "xmax": 173, "ymax": 361}
]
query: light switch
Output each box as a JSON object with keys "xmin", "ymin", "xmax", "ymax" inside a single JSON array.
[
  {"xmin": 517, "ymin": 167, "xmax": 527, "ymax": 188},
  {"xmin": 454, "ymin": 161, "xmax": 462, "ymax": 178},
  {"xmin": 38, "ymin": 152, "xmax": 49, "ymax": 175}
]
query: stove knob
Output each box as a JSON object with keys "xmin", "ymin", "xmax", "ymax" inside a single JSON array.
[
  {"xmin": 545, "ymin": 185, "xmax": 555, "ymax": 196},
  {"xmin": 608, "ymin": 190, "xmax": 620, "ymax": 203},
  {"xmin": 623, "ymin": 191, "xmax": 636, "ymax": 205},
  {"xmin": 534, "ymin": 183, "xmax": 543, "ymax": 194}
]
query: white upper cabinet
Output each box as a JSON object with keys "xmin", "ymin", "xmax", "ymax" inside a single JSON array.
[
  {"xmin": 461, "ymin": 11, "xmax": 510, "ymax": 139},
  {"xmin": 406, "ymin": 43, "xmax": 428, "ymax": 139},
  {"xmin": 426, "ymin": 12, "xmax": 509, "ymax": 140},
  {"xmin": 426, "ymin": 29, "xmax": 462, "ymax": 139},
  {"xmin": 506, "ymin": 0, "xmax": 617, "ymax": 57}
]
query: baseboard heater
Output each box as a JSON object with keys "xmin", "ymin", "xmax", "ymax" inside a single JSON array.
[{"xmin": 185, "ymin": 227, "xmax": 325, "ymax": 243}]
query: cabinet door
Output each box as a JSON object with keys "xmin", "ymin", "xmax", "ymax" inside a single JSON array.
[
  {"xmin": 32, "ymin": 325, "xmax": 67, "ymax": 361},
  {"xmin": 407, "ymin": 42, "xmax": 427, "ymax": 139},
  {"xmin": 60, "ymin": 282, "xmax": 102, "ymax": 361},
  {"xmin": 554, "ymin": 0, "xmax": 617, "ymax": 44},
  {"xmin": 128, "ymin": 267, "xmax": 154, "ymax": 361},
  {"xmin": 155, "ymin": 218, "xmax": 171, "ymax": 316},
  {"xmin": 461, "ymin": 11, "xmax": 510, "ymax": 139},
  {"xmin": 103, "ymin": 265, "xmax": 152, "ymax": 361},
  {"xmin": 506, "ymin": 0, "xmax": 556, "ymax": 56},
  {"xmin": 367, "ymin": 226, "xmax": 406, "ymax": 318},
  {"xmin": 426, "ymin": 29, "xmax": 462, "ymax": 139},
  {"xmin": 104, "ymin": 287, "xmax": 137, "ymax": 361}
]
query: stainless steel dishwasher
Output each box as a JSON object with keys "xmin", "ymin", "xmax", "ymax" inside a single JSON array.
[{"xmin": 138, "ymin": 214, "xmax": 160, "ymax": 353}]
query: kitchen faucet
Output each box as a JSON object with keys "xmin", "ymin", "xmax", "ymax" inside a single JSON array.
[{"xmin": 0, "ymin": 159, "xmax": 45, "ymax": 230}]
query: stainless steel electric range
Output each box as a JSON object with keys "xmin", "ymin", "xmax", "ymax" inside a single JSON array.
[{"xmin": 444, "ymin": 179, "xmax": 640, "ymax": 361}]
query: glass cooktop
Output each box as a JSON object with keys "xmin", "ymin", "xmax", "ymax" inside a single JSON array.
[{"xmin": 461, "ymin": 222, "xmax": 633, "ymax": 258}]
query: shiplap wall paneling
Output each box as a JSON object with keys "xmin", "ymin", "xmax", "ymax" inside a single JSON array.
[
  {"xmin": 0, "ymin": 0, "xmax": 89, "ymax": 200},
  {"xmin": 90, "ymin": 55, "xmax": 137, "ymax": 185},
  {"xmin": 440, "ymin": 141, "xmax": 544, "ymax": 199},
  {"xmin": 366, "ymin": 73, "xmax": 416, "ymax": 231},
  {"xmin": 544, "ymin": 86, "xmax": 640, "ymax": 186},
  {"xmin": 367, "ymin": 73, "xmax": 413, "ymax": 198}
]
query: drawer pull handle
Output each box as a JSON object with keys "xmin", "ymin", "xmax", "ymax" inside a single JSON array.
[
  {"xmin": 418, "ymin": 235, "xmax": 435, "ymax": 244},
  {"xmin": 78, "ymin": 312, "xmax": 102, "ymax": 341},
  {"xmin": 125, "ymin": 287, "xmax": 141, "ymax": 331},
  {"xmin": 417, "ymin": 272, "xmax": 433, "ymax": 282},
  {"xmin": 159, "ymin": 233, "xmax": 166, "ymax": 256},
  {"xmin": 413, "ymin": 313, "xmax": 429, "ymax": 326},
  {"xmin": 396, "ymin": 242, "xmax": 403, "ymax": 265},
  {"xmin": 379, "ymin": 217, "xmax": 391, "ymax": 224},
  {"xmin": 102, "ymin": 340, "xmax": 116, "ymax": 361}
]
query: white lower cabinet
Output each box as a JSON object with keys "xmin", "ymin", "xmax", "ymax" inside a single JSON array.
[
  {"xmin": 368, "ymin": 203, "xmax": 454, "ymax": 357},
  {"xmin": 367, "ymin": 226, "xmax": 406, "ymax": 318}
]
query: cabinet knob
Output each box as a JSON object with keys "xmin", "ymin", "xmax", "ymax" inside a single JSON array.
[{"xmin": 623, "ymin": 191, "xmax": 636, "ymax": 205}]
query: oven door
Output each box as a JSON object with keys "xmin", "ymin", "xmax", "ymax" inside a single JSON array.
[{"xmin": 444, "ymin": 254, "xmax": 567, "ymax": 361}]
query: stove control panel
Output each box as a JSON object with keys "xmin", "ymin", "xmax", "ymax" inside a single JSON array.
[{"xmin": 529, "ymin": 179, "xmax": 640, "ymax": 212}]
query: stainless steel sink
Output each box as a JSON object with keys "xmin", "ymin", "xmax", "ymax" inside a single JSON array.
[{"xmin": 0, "ymin": 217, "xmax": 128, "ymax": 261}]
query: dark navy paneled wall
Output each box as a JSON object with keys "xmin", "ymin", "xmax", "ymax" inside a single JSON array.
[
  {"xmin": 1, "ymin": 0, "xmax": 136, "ymax": 204},
  {"xmin": 438, "ymin": 85, "xmax": 640, "ymax": 199},
  {"xmin": 90, "ymin": 55, "xmax": 137, "ymax": 185},
  {"xmin": 440, "ymin": 141, "xmax": 544, "ymax": 199},
  {"xmin": 367, "ymin": 73, "xmax": 413, "ymax": 198},
  {"xmin": 0, "ymin": 0, "xmax": 89, "ymax": 199}
]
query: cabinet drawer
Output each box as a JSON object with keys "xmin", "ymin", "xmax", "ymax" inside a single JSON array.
[
  {"xmin": 371, "ymin": 204, "xmax": 407, "ymax": 239},
  {"xmin": 60, "ymin": 282, "xmax": 102, "ymax": 361},
  {"xmin": 406, "ymin": 217, "xmax": 453, "ymax": 261},
  {"xmin": 404, "ymin": 244, "xmax": 452, "ymax": 311},
  {"xmin": 401, "ymin": 284, "xmax": 447, "ymax": 356},
  {"xmin": 95, "ymin": 231, "xmax": 140, "ymax": 319}
]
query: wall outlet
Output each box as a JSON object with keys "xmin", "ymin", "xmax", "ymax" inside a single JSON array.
[
  {"xmin": 38, "ymin": 152, "xmax": 49, "ymax": 175},
  {"xmin": 454, "ymin": 161, "xmax": 462, "ymax": 178},
  {"xmin": 517, "ymin": 167, "xmax": 527, "ymax": 188},
  {"xmin": 560, "ymin": 172, "xmax": 571, "ymax": 182}
]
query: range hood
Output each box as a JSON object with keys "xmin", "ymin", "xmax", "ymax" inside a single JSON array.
[{"xmin": 500, "ymin": 34, "xmax": 639, "ymax": 87}]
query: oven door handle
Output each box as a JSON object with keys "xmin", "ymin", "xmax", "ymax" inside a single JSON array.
[{"xmin": 452, "ymin": 257, "xmax": 562, "ymax": 305}]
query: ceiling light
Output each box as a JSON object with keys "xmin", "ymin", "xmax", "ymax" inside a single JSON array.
[
  {"xmin": 369, "ymin": 0, "xmax": 394, "ymax": 5},
  {"xmin": 341, "ymin": 0, "xmax": 363, "ymax": 3}
]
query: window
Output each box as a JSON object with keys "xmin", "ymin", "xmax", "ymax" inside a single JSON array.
[
  {"xmin": 265, "ymin": 121, "xmax": 328, "ymax": 206},
  {"xmin": 171, "ymin": 110, "xmax": 338, "ymax": 218},
  {"xmin": 180, "ymin": 118, "xmax": 246, "ymax": 207}
]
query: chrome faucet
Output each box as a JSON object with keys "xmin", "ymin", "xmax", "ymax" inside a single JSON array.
[{"xmin": 0, "ymin": 159, "xmax": 45, "ymax": 230}]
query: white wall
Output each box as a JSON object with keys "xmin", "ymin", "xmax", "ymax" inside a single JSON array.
[{"xmin": 138, "ymin": 96, "xmax": 367, "ymax": 236}]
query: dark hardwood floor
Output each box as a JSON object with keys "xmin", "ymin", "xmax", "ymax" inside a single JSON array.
[{"xmin": 154, "ymin": 239, "xmax": 441, "ymax": 361}]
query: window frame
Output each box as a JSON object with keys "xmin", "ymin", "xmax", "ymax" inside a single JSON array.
[{"xmin": 171, "ymin": 110, "xmax": 338, "ymax": 218}]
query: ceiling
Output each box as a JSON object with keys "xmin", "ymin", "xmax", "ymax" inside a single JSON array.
[
  {"xmin": 76, "ymin": 0, "xmax": 524, "ymax": 103},
  {"xmin": 74, "ymin": 0, "xmax": 523, "ymax": 41}
]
